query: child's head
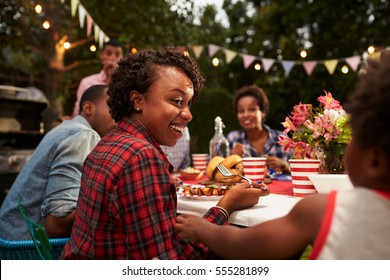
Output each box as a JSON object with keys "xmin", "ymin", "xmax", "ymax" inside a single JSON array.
[
  {"xmin": 344, "ymin": 50, "xmax": 390, "ymax": 187},
  {"xmin": 345, "ymin": 51, "xmax": 390, "ymax": 155}
]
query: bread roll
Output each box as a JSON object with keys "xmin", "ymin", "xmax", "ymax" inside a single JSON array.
[
  {"xmin": 214, "ymin": 168, "xmax": 242, "ymax": 183},
  {"xmin": 222, "ymin": 155, "xmax": 243, "ymax": 168},
  {"xmin": 206, "ymin": 156, "xmax": 224, "ymax": 180}
]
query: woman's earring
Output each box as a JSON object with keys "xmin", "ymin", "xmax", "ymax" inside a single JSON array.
[{"xmin": 135, "ymin": 107, "xmax": 141, "ymax": 112}]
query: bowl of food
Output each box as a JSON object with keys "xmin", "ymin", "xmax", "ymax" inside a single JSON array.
[
  {"xmin": 180, "ymin": 167, "xmax": 203, "ymax": 181},
  {"xmin": 308, "ymin": 174, "xmax": 354, "ymax": 194}
]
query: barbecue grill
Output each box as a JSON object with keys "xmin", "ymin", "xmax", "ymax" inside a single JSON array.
[{"xmin": 0, "ymin": 85, "xmax": 48, "ymax": 205}]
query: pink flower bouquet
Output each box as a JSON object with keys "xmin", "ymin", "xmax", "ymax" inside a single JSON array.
[{"xmin": 278, "ymin": 91, "xmax": 351, "ymax": 170}]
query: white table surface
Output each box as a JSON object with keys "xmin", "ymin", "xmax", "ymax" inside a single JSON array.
[{"xmin": 177, "ymin": 193, "xmax": 301, "ymax": 227}]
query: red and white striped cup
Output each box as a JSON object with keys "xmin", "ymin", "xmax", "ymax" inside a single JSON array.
[
  {"xmin": 289, "ymin": 159, "xmax": 321, "ymax": 197},
  {"xmin": 242, "ymin": 157, "xmax": 267, "ymax": 182},
  {"xmin": 191, "ymin": 154, "xmax": 208, "ymax": 172}
]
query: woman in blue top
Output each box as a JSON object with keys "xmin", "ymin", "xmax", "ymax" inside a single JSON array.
[{"xmin": 227, "ymin": 85, "xmax": 291, "ymax": 174}]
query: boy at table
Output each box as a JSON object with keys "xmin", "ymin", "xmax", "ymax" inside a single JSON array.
[
  {"xmin": 175, "ymin": 50, "xmax": 390, "ymax": 259},
  {"xmin": 60, "ymin": 48, "xmax": 267, "ymax": 260}
]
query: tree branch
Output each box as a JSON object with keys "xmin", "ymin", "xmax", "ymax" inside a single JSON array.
[
  {"xmin": 63, "ymin": 59, "xmax": 99, "ymax": 72},
  {"xmin": 69, "ymin": 36, "xmax": 95, "ymax": 49}
]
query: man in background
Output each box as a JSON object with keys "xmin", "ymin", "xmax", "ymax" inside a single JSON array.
[{"xmin": 72, "ymin": 39, "xmax": 123, "ymax": 116}]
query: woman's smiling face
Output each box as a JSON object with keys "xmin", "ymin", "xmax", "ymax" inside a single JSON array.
[
  {"xmin": 136, "ymin": 66, "xmax": 194, "ymax": 147},
  {"xmin": 236, "ymin": 96, "xmax": 263, "ymax": 130}
]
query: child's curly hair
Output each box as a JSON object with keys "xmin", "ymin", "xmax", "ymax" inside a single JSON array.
[
  {"xmin": 107, "ymin": 47, "xmax": 205, "ymax": 123},
  {"xmin": 345, "ymin": 51, "xmax": 390, "ymax": 156}
]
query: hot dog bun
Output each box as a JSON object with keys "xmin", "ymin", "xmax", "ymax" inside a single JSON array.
[
  {"xmin": 221, "ymin": 155, "xmax": 242, "ymax": 168},
  {"xmin": 206, "ymin": 156, "xmax": 224, "ymax": 180},
  {"xmin": 222, "ymin": 155, "xmax": 244, "ymax": 174},
  {"xmin": 214, "ymin": 168, "xmax": 242, "ymax": 183}
]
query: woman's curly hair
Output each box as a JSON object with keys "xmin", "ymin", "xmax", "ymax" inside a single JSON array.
[
  {"xmin": 232, "ymin": 85, "xmax": 270, "ymax": 123},
  {"xmin": 107, "ymin": 47, "xmax": 204, "ymax": 122},
  {"xmin": 344, "ymin": 51, "xmax": 390, "ymax": 156}
]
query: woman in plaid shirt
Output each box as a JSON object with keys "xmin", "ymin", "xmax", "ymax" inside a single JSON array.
[
  {"xmin": 60, "ymin": 48, "xmax": 265, "ymax": 260},
  {"xmin": 227, "ymin": 85, "xmax": 292, "ymax": 174}
]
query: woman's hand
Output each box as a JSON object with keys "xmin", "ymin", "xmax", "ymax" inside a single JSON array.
[
  {"xmin": 266, "ymin": 156, "xmax": 290, "ymax": 173},
  {"xmin": 171, "ymin": 174, "xmax": 182, "ymax": 187},
  {"xmin": 216, "ymin": 181, "xmax": 269, "ymax": 215},
  {"xmin": 231, "ymin": 143, "xmax": 244, "ymax": 156}
]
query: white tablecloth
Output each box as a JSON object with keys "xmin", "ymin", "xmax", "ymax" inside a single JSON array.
[{"xmin": 177, "ymin": 193, "xmax": 301, "ymax": 227}]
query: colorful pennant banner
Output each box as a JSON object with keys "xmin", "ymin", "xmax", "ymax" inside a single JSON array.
[
  {"xmin": 66, "ymin": 0, "xmax": 110, "ymax": 48},
  {"xmin": 186, "ymin": 44, "xmax": 370, "ymax": 76},
  {"xmin": 63, "ymin": 0, "xmax": 386, "ymax": 75}
]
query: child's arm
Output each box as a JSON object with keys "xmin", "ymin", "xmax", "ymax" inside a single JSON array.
[{"xmin": 175, "ymin": 194, "xmax": 328, "ymax": 259}]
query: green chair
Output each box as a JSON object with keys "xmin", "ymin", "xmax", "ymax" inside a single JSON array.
[{"xmin": 15, "ymin": 198, "xmax": 68, "ymax": 260}]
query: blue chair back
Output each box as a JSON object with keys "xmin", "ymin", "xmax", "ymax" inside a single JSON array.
[{"xmin": 0, "ymin": 237, "xmax": 68, "ymax": 260}]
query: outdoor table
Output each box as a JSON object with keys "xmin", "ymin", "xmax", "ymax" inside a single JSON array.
[{"xmin": 177, "ymin": 175, "xmax": 301, "ymax": 227}]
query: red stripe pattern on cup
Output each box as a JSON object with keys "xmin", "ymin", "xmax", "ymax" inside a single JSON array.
[
  {"xmin": 289, "ymin": 159, "xmax": 321, "ymax": 198},
  {"xmin": 192, "ymin": 154, "xmax": 208, "ymax": 171},
  {"xmin": 242, "ymin": 157, "xmax": 267, "ymax": 181}
]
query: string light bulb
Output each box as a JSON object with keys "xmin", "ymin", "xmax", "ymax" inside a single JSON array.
[
  {"xmin": 35, "ymin": 4, "xmax": 42, "ymax": 14},
  {"xmin": 367, "ymin": 46, "xmax": 375, "ymax": 54},
  {"xmin": 212, "ymin": 57, "xmax": 220, "ymax": 67},
  {"xmin": 63, "ymin": 42, "xmax": 71, "ymax": 49},
  {"xmin": 254, "ymin": 63, "xmax": 261, "ymax": 71},
  {"xmin": 300, "ymin": 49, "xmax": 307, "ymax": 58},
  {"xmin": 42, "ymin": 20, "xmax": 50, "ymax": 29},
  {"xmin": 131, "ymin": 48, "xmax": 137, "ymax": 54},
  {"xmin": 341, "ymin": 65, "xmax": 349, "ymax": 74},
  {"xmin": 90, "ymin": 45, "xmax": 97, "ymax": 52}
]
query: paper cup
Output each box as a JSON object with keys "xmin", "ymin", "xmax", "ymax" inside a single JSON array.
[
  {"xmin": 192, "ymin": 154, "xmax": 208, "ymax": 171},
  {"xmin": 289, "ymin": 159, "xmax": 321, "ymax": 197},
  {"xmin": 242, "ymin": 157, "xmax": 267, "ymax": 182}
]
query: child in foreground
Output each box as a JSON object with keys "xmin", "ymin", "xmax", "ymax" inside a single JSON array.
[{"xmin": 175, "ymin": 51, "xmax": 390, "ymax": 259}]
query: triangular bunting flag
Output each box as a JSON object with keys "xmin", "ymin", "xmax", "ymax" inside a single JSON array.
[
  {"xmin": 303, "ymin": 61, "xmax": 317, "ymax": 76},
  {"xmin": 94, "ymin": 24, "xmax": 100, "ymax": 42},
  {"xmin": 242, "ymin": 54, "xmax": 256, "ymax": 69},
  {"xmin": 71, "ymin": 0, "xmax": 79, "ymax": 17},
  {"xmin": 281, "ymin": 60, "xmax": 295, "ymax": 76},
  {"xmin": 99, "ymin": 32, "xmax": 105, "ymax": 49},
  {"xmin": 208, "ymin": 44, "xmax": 220, "ymax": 57},
  {"xmin": 86, "ymin": 15, "xmax": 93, "ymax": 37},
  {"xmin": 192, "ymin": 45, "xmax": 204, "ymax": 58},
  {"xmin": 78, "ymin": 4, "xmax": 86, "ymax": 28},
  {"xmin": 324, "ymin": 59, "xmax": 339, "ymax": 75},
  {"xmin": 261, "ymin": 58, "xmax": 275, "ymax": 73},
  {"xmin": 224, "ymin": 49, "xmax": 237, "ymax": 64},
  {"xmin": 345, "ymin": 56, "xmax": 361, "ymax": 71}
]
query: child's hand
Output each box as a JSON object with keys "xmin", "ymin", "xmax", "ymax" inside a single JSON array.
[{"xmin": 175, "ymin": 215, "xmax": 206, "ymax": 241}]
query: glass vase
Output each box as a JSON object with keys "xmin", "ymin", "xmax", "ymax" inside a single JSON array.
[{"xmin": 316, "ymin": 145, "xmax": 345, "ymax": 174}]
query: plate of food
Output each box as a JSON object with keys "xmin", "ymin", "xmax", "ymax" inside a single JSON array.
[{"xmin": 179, "ymin": 184, "xmax": 229, "ymax": 200}]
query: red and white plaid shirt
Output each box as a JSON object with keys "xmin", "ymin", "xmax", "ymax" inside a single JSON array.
[{"xmin": 61, "ymin": 118, "xmax": 227, "ymax": 259}]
